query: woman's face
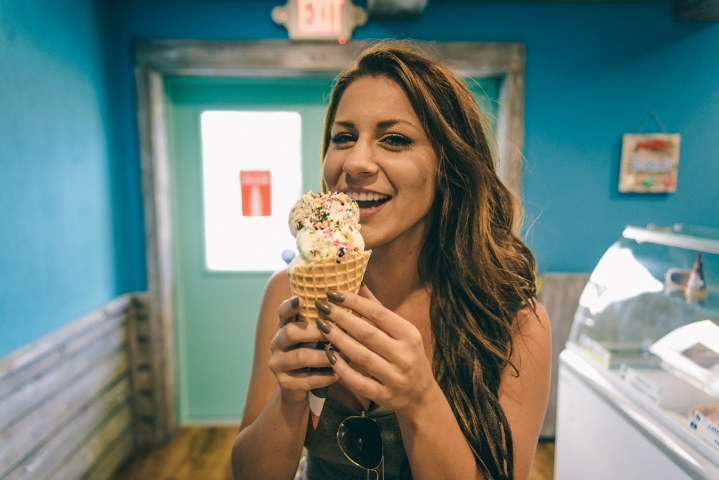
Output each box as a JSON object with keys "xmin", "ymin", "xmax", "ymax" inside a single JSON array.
[{"xmin": 323, "ymin": 76, "xmax": 438, "ymax": 249}]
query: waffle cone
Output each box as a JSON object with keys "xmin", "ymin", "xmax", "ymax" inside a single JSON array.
[{"xmin": 289, "ymin": 251, "xmax": 371, "ymax": 321}]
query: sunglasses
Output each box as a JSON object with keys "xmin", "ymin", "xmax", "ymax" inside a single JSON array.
[{"xmin": 337, "ymin": 412, "xmax": 384, "ymax": 480}]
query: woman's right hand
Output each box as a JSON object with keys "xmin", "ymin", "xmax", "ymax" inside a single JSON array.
[{"xmin": 269, "ymin": 295, "xmax": 339, "ymax": 404}]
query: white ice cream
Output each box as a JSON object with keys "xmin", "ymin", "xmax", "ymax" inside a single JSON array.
[{"xmin": 287, "ymin": 192, "xmax": 364, "ymax": 273}]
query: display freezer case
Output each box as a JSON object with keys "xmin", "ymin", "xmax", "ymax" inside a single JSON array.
[{"xmin": 555, "ymin": 225, "xmax": 719, "ymax": 480}]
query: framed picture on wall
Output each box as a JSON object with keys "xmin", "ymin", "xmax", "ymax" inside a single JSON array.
[{"xmin": 619, "ymin": 133, "xmax": 681, "ymax": 193}]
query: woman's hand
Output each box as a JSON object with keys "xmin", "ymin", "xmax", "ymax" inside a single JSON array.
[
  {"xmin": 268, "ymin": 295, "xmax": 339, "ymax": 405},
  {"xmin": 314, "ymin": 287, "xmax": 438, "ymax": 417}
]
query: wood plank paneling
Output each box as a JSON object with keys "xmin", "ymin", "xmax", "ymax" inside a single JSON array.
[
  {"xmin": 0, "ymin": 295, "xmax": 144, "ymax": 480},
  {"xmin": 0, "ymin": 296, "xmax": 130, "ymax": 379},
  {"xmin": 0, "ymin": 318, "xmax": 126, "ymax": 433},
  {"xmin": 4, "ymin": 378, "xmax": 131, "ymax": 480},
  {"xmin": 84, "ymin": 430, "xmax": 135, "ymax": 480},
  {"xmin": 538, "ymin": 273, "xmax": 591, "ymax": 439},
  {"xmin": 48, "ymin": 404, "xmax": 133, "ymax": 480},
  {"xmin": 125, "ymin": 293, "xmax": 156, "ymax": 447},
  {"xmin": 0, "ymin": 347, "xmax": 130, "ymax": 476}
]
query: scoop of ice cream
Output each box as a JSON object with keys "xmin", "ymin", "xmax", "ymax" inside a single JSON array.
[
  {"xmin": 288, "ymin": 191, "xmax": 360, "ymax": 237},
  {"xmin": 287, "ymin": 192, "xmax": 365, "ymax": 273},
  {"xmin": 296, "ymin": 223, "xmax": 364, "ymax": 260},
  {"xmin": 288, "ymin": 222, "xmax": 364, "ymax": 272}
]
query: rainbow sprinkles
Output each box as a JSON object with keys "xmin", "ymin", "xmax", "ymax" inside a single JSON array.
[{"xmin": 288, "ymin": 191, "xmax": 365, "ymax": 272}]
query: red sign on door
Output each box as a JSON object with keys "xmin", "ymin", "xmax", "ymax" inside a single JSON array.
[{"xmin": 239, "ymin": 171, "xmax": 271, "ymax": 216}]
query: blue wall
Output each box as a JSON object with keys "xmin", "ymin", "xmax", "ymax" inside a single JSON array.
[
  {"xmin": 103, "ymin": 0, "xmax": 718, "ymax": 281},
  {"xmin": 2, "ymin": 0, "xmax": 717, "ymax": 355},
  {"xmin": 0, "ymin": 0, "xmax": 117, "ymax": 356}
]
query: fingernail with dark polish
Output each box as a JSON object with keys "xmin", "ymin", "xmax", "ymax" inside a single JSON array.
[
  {"xmin": 326, "ymin": 291, "xmax": 345, "ymax": 304},
  {"xmin": 325, "ymin": 345, "xmax": 337, "ymax": 366},
  {"xmin": 316, "ymin": 318, "xmax": 332, "ymax": 335},
  {"xmin": 315, "ymin": 300, "xmax": 332, "ymax": 316},
  {"xmin": 290, "ymin": 296, "xmax": 299, "ymax": 308}
]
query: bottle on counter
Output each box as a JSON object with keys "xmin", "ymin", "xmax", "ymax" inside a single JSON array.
[{"xmin": 685, "ymin": 253, "xmax": 707, "ymax": 306}]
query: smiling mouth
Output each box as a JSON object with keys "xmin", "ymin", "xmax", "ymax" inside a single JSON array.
[
  {"xmin": 356, "ymin": 198, "xmax": 390, "ymax": 209},
  {"xmin": 345, "ymin": 192, "xmax": 392, "ymax": 210}
]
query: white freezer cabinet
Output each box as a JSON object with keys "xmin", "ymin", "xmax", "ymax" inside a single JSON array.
[{"xmin": 555, "ymin": 225, "xmax": 719, "ymax": 480}]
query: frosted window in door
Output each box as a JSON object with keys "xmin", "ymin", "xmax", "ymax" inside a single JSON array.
[{"xmin": 201, "ymin": 111, "xmax": 302, "ymax": 271}]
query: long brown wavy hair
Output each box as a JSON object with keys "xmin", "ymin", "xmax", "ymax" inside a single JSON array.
[{"xmin": 321, "ymin": 41, "xmax": 537, "ymax": 480}]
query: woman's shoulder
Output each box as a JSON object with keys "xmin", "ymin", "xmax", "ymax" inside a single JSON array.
[
  {"xmin": 258, "ymin": 269, "xmax": 292, "ymax": 318},
  {"xmin": 514, "ymin": 299, "xmax": 550, "ymax": 332},
  {"xmin": 509, "ymin": 299, "xmax": 552, "ymax": 368},
  {"xmin": 266, "ymin": 268, "xmax": 292, "ymax": 295}
]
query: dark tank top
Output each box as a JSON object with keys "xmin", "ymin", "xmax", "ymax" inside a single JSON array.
[{"xmin": 302, "ymin": 397, "xmax": 410, "ymax": 480}]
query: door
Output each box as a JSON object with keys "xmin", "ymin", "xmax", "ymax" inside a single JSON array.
[
  {"xmin": 165, "ymin": 74, "xmax": 501, "ymax": 424},
  {"xmin": 165, "ymin": 76, "xmax": 333, "ymax": 423}
]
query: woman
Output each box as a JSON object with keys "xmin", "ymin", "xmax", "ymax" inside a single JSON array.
[{"xmin": 231, "ymin": 41, "xmax": 551, "ymax": 480}]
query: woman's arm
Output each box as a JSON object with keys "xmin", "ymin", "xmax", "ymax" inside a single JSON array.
[
  {"xmin": 316, "ymin": 289, "xmax": 551, "ymax": 480},
  {"xmin": 231, "ymin": 271, "xmax": 338, "ymax": 480},
  {"xmin": 498, "ymin": 301, "xmax": 552, "ymax": 480}
]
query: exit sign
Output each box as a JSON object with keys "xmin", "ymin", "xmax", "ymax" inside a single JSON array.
[
  {"xmin": 272, "ymin": 0, "xmax": 367, "ymax": 42},
  {"xmin": 298, "ymin": 0, "xmax": 344, "ymax": 35}
]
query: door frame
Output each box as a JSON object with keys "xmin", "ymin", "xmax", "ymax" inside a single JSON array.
[{"xmin": 134, "ymin": 39, "xmax": 525, "ymax": 444}]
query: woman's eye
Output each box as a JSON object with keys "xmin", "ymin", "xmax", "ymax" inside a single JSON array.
[
  {"xmin": 382, "ymin": 134, "xmax": 412, "ymax": 149},
  {"xmin": 330, "ymin": 133, "xmax": 355, "ymax": 147}
]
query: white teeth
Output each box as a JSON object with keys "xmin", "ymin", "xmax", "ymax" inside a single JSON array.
[{"xmin": 346, "ymin": 191, "xmax": 389, "ymax": 202}]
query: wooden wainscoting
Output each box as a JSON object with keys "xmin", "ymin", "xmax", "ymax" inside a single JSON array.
[
  {"xmin": 0, "ymin": 294, "xmax": 147, "ymax": 480},
  {"xmin": 537, "ymin": 272, "xmax": 591, "ymax": 439}
]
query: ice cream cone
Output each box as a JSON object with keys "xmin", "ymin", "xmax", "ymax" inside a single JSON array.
[
  {"xmin": 286, "ymin": 191, "xmax": 367, "ymax": 429},
  {"xmin": 288, "ymin": 250, "xmax": 371, "ymax": 322}
]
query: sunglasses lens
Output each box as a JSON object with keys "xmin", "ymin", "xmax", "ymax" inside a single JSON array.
[{"xmin": 337, "ymin": 417, "xmax": 382, "ymax": 469}]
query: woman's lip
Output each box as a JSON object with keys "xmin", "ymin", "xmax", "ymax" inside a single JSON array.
[{"xmin": 359, "ymin": 199, "xmax": 389, "ymax": 220}]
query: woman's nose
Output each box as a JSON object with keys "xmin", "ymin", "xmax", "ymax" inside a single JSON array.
[{"xmin": 342, "ymin": 140, "xmax": 379, "ymax": 180}]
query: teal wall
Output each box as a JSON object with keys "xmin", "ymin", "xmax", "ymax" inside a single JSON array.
[
  {"xmin": 103, "ymin": 0, "xmax": 719, "ymax": 282},
  {"xmin": 0, "ymin": 0, "xmax": 116, "ymax": 356}
]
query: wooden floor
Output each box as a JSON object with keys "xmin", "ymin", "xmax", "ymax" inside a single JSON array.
[
  {"xmin": 530, "ymin": 440, "xmax": 556, "ymax": 480},
  {"xmin": 112, "ymin": 426, "xmax": 555, "ymax": 480}
]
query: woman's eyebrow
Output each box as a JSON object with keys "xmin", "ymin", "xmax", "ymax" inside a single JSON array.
[
  {"xmin": 333, "ymin": 120, "xmax": 355, "ymax": 129},
  {"xmin": 377, "ymin": 119, "xmax": 419, "ymax": 131},
  {"xmin": 333, "ymin": 119, "xmax": 419, "ymax": 131}
]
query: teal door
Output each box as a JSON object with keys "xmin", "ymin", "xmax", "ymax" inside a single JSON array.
[
  {"xmin": 165, "ymin": 76, "xmax": 334, "ymax": 423},
  {"xmin": 164, "ymin": 74, "xmax": 501, "ymax": 424}
]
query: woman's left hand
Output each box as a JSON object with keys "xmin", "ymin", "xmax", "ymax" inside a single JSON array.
[{"xmin": 315, "ymin": 286, "xmax": 438, "ymax": 417}]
